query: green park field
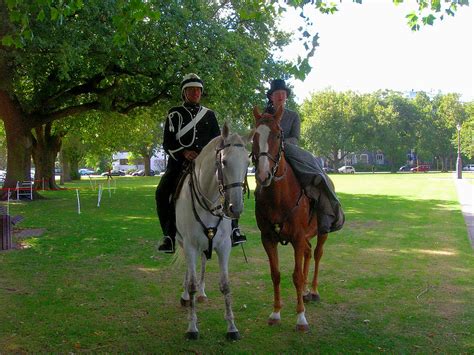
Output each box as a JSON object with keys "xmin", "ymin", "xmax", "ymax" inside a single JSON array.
[{"xmin": 0, "ymin": 173, "xmax": 473, "ymax": 353}]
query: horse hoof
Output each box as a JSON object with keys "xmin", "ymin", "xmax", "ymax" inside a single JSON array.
[
  {"xmin": 197, "ymin": 295, "xmax": 208, "ymax": 303},
  {"xmin": 295, "ymin": 324, "xmax": 310, "ymax": 333},
  {"xmin": 185, "ymin": 331, "xmax": 199, "ymax": 340},
  {"xmin": 303, "ymin": 293, "xmax": 320, "ymax": 303},
  {"xmin": 226, "ymin": 331, "xmax": 241, "ymax": 341},
  {"xmin": 268, "ymin": 318, "xmax": 281, "ymax": 326},
  {"xmin": 180, "ymin": 298, "xmax": 190, "ymax": 307}
]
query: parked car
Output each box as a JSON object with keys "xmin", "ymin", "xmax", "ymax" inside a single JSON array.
[
  {"xmin": 101, "ymin": 170, "xmax": 125, "ymax": 176},
  {"xmin": 79, "ymin": 168, "xmax": 95, "ymax": 175},
  {"xmin": 399, "ymin": 165, "xmax": 411, "ymax": 172},
  {"xmin": 132, "ymin": 169, "xmax": 155, "ymax": 176},
  {"xmin": 323, "ymin": 167, "xmax": 336, "ymax": 173},
  {"xmin": 338, "ymin": 165, "xmax": 355, "ymax": 174},
  {"xmin": 462, "ymin": 164, "xmax": 474, "ymax": 171},
  {"xmin": 410, "ymin": 165, "xmax": 430, "ymax": 172}
]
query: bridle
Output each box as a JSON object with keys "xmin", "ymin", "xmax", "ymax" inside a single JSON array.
[
  {"xmin": 252, "ymin": 119, "xmax": 285, "ymax": 182},
  {"xmin": 215, "ymin": 142, "xmax": 249, "ymax": 197}
]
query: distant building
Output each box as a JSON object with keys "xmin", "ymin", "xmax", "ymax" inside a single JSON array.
[
  {"xmin": 112, "ymin": 149, "xmax": 166, "ymax": 173},
  {"xmin": 343, "ymin": 151, "xmax": 385, "ymax": 166}
]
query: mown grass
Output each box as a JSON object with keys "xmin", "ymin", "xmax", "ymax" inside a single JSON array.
[{"xmin": 0, "ymin": 173, "xmax": 473, "ymax": 353}]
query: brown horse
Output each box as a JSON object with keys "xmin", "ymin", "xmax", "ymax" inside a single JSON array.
[{"xmin": 252, "ymin": 105, "xmax": 328, "ymax": 332}]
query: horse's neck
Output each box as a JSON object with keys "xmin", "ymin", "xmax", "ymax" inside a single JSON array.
[
  {"xmin": 194, "ymin": 146, "xmax": 219, "ymax": 199},
  {"xmin": 265, "ymin": 155, "xmax": 301, "ymax": 201}
]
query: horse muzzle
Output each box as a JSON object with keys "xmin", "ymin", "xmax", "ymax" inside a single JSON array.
[
  {"xmin": 224, "ymin": 202, "xmax": 243, "ymax": 219},
  {"xmin": 256, "ymin": 170, "xmax": 272, "ymax": 187}
]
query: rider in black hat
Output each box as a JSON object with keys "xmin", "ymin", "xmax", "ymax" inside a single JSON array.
[{"xmin": 264, "ymin": 79, "xmax": 344, "ymax": 235}]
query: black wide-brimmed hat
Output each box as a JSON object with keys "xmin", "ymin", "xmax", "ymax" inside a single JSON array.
[{"xmin": 266, "ymin": 79, "xmax": 291, "ymax": 99}]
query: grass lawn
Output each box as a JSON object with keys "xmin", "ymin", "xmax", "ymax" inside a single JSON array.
[{"xmin": 0, "ymin": 173, "xmax": 473, "ymax": 353}]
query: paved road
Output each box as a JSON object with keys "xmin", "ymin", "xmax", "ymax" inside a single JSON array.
[{"xmin": 454, "ymin": 175, "xmax": 474, "ymax": 249}]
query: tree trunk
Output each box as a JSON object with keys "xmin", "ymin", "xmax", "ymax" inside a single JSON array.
[
  {"xmin": 0, "ymin": 90, "xmax": 39, "ymax": 199},
  {"xmin": 59, "ymin": 150, "xmax": 72, "ymax": 184},
  {"xmin": 143, "ymin": 152, "xmax": 152, "ymax": 176},
  {"xmin": 69, "ymin": 158, "xmax": 80, "ymax": 180},
  {"xmin": 31, "ymin": 123, "xmax": 62, "ymax": 190},
  {"xmin": 441, "ymin": 156, "xmax": 447, "ymax": 172}
]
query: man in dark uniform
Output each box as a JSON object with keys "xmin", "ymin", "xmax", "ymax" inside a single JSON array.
[{"xmin": 156, "ymin": 73, "xmax": 246, "ymax": 253}]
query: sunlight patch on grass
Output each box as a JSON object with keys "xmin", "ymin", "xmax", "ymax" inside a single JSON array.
[
  {"xmin": 434, "ymin": 202, "xmax": 462, "ymax": 212},
  {"xmin": 364, "ymin": 247, "xmax": 400, "ymax": 255},
  {"xmin": 20, "ymin": 237, "xmax": 40, "ymax": 249},
  {"xmin": 123, "ymin": 216, "xmax": 156, "ymax": 221},
  {"xmin": 400, "ymin": 248, "xmax": 458, "ymax": 256},
  {"xmin": 136, "ymin": 267, "xmax": 160, "ymax": 274}
]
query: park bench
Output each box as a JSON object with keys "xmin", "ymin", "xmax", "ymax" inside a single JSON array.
[{"xmin": 0, "ymin": 205, "xmax": 24, "ymax": 250}]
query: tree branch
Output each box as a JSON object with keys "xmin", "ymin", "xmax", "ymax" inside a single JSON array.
[{"xmin": 29, "ymin": 101, "xmax": 101, "ymax": 128}]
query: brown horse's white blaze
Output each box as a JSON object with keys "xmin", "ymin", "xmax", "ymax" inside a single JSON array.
[
  {"xmin": 255, "ymin": 124, "xmax": 272, "ymax": 185},
  {"xmin": 252, "ymin": 105, "xmax": 329, "ymax": 332}
]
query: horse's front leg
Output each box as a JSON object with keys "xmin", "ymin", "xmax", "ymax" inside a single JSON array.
[
  {"xmin": 293, "ymin": 237, "xmax": 311, "ymax": 332},
  {"xmin": 197, "ymin": 253, "xmax": 208, "ymax": 303},
  {"xmin": 262, "ymin": 236, "xmax": 281, "ymax": 325},
  {"xmin": 180, "ymin": 249, "xmax": 208, "ymax": 306},
  {"xmin": 180, "ymin": 269, "xmax": 191, "ymax": 307},
  {"xmin": 217, "ymin": 246, "xmax": 240, "ymax": 341},
  {"xmin": 184, "ymin": 245, "xmax": 199, "ymax": 339},
  {"xmin": 309, "ymin": 233, "xmax": 328, "ymax": 302}
]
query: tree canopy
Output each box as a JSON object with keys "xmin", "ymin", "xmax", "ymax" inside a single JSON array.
[
  {"xmin": 0, "ymin": 0, "xmax": 470, "ymax": 194},
  {"xmin": 300, "ymin": 89, "xmax": 472, "ymax": 172}
]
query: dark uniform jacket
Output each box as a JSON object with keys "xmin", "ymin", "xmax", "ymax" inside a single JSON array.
[{"xmin": 163, "ymin": 102, "xmax": 220, "ymax": 171}]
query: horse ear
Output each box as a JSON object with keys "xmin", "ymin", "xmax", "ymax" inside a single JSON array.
[
  {"xmin": 222, "ymin": 121, "xmax": 230, "ymax": 139},
  {"xmin": 252, "ymin": 106, "xmax": 261, "ymax": 124},
  {"xmin": 245, "ymin": 128, "xmax": 256, "ymax": 144},
  {"xmin": 274, "ymin": 105, "xmax": 283, "ymax": 124}
]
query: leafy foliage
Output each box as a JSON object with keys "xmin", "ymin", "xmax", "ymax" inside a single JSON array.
[{"xmin": 300, "ymin": 89, "xmax": 471, "ymax": 170}]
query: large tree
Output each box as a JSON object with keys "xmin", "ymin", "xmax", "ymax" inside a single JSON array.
[
  {"xmin": 0, "ymin": 0, "xmax": 297, "ymax": 197},
  {"xmin": 370, "ymin": 91, "xmax": 420, "ymax": 171},
  {"xmin": 300, "ymin": 90, "xmax": 367, "ymax": 168}
]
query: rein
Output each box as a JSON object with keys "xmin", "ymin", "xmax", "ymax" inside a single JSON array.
[
  {"xmin": 189, "ymin": 141, "xmax": 248, "ymax": 259},
  {"xmin": 252, "ymin": 129, "xmax": 285, "ymax": 181}
]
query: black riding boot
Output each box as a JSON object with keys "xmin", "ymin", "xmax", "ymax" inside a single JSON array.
[{"xmin": 231, "ymin": 219, "xmax": 247, "ymax": 246}]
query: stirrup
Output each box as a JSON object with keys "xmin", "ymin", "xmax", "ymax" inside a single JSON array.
[{"xmin": 157, "ymin": 235, "xmax": 175, "ymax": 253}]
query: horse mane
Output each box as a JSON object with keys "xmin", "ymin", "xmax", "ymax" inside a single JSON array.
[{"xmin": 197, "ymin": 130, "xmax": 245, "ymax": 162}]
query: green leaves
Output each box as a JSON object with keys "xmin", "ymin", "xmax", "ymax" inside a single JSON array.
[{"xmin": 406, "ymin": 12, "xmax": 420, "ymax": 31}]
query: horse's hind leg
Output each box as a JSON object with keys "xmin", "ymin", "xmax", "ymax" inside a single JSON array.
[
  {"xmin": 262, "ymin": 238, "xmax": 282, "ymax": 325},
  {"xmin": 197, "ymin": 253, "xmax": 208, "ymax": 303},
  {"xmin": 217, "ymin": 250, "xmax": 240, "ymax": 340},
  {"xmin": 309, "ymin": 233, "xmax": 328, "ymax": 302},
  {"xmin": 302, "ymin": 239, "xmax": 314, "ymax": 303}
]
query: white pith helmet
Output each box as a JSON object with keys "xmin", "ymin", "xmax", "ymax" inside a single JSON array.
[{"xmin": 181, "ymin": 73, "xmax": 204, "ymax": 100}]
